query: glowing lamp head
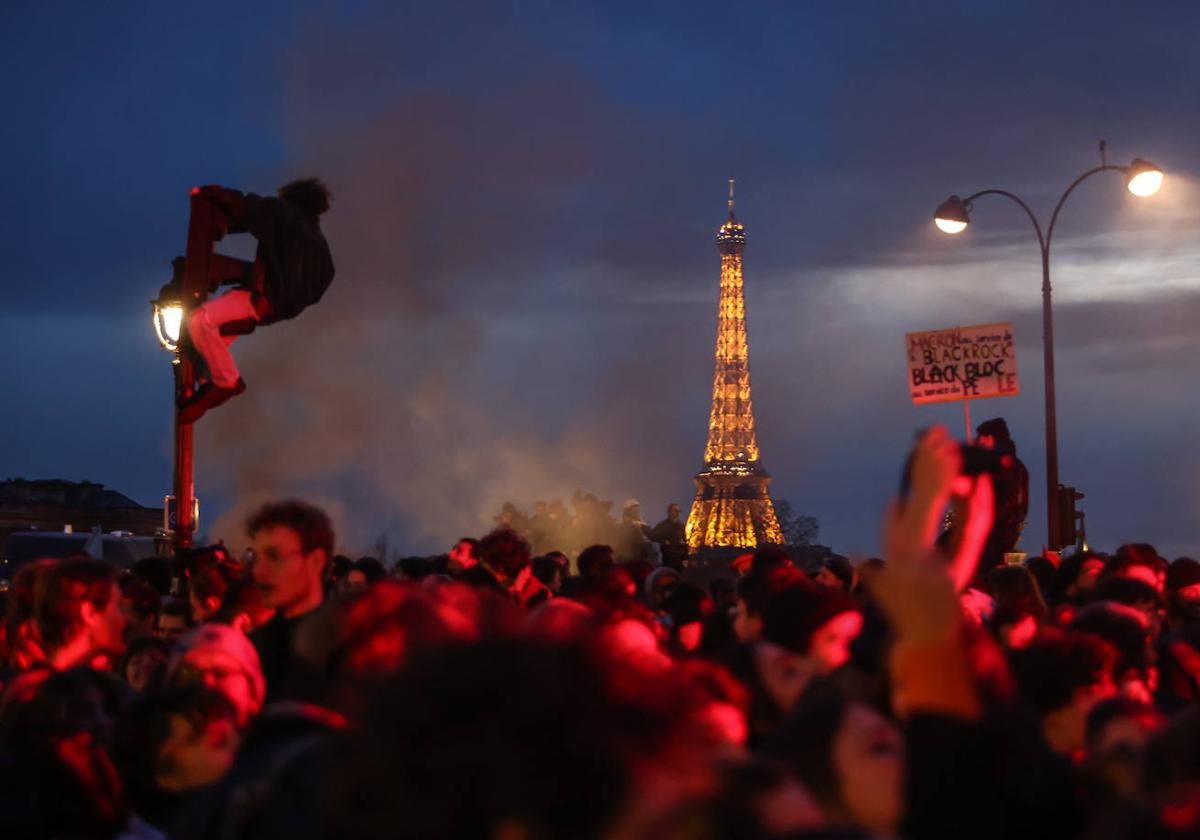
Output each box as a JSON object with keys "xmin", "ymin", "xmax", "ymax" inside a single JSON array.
[
  {"xmin": 933, "ymin": 195, "xmax": 970, "ymax": 234},
  {"xmin": 152, "ymin": 297, "xmax": 184, "ymax": 353},
  {"xmin": 1125, "ymin": 158, "xmax": 1163, "ymax": 197}
]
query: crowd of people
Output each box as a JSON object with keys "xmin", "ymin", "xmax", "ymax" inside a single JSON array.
[{"xmin": 2, "ymin": 425, "xmax": 1200, "ymax": 839}]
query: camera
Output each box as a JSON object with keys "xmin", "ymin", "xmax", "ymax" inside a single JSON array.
[{"xmin": 899, "ymin": 439, "xmax": 1002, "ymax": 501}]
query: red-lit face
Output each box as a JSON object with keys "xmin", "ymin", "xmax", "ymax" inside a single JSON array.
[
  {"xmin": 1117, "ymin": 563, "xmax": 1163, "ymax": 593},
  {"xmin": 175, "ymin": 646, "xmax": 262, "ymax": 724},
  {"xmin": 1075, "ymin": 559, "xmax": 1105, "ymax": 592},
  {"xmin": 832, "ymin": 703, "xmax": 904, "ymax": 836},
  {"xmin": 157, "ymin": 613, "xmax": 190, "ymax": 642},
  {"xmin": 89, "ymin": 584, "xmax": 128, "ymax": 657},
  {"xmin": 448, "ymin": 541, "xmax": 478, "ymax": 573},
  {"xmin": 252, "ymin": 525, "xmax": 325, "ymax": 618},
  {"xmin": 156, "ymin": 714, "xmax": 240, "ymax": 792},
  {"xmin": 807, "ymin": 611, "xmax": 863, "ymax": 674},
  {"xmin": 125, "ymin": 646, "xmax": 169, "ymax": 692}
]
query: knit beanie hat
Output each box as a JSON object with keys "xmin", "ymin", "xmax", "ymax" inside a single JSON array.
[{"xmin": 169, "ymin": 623, "xmax": 266, "ymax": 707}]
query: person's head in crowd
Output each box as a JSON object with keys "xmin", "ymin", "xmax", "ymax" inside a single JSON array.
[
  {"xmin": 523, "ymin": 597, "xmax": 593, "ymax": 641},
  {"xmin": 156, "ymin": 598, "xmax": 193, "ymax": 641},
  {"xmin": 447, "ymin": 537, "xmax": 481, "ymax": 574},
  {"xmin": 1111, "ymin": 543, "xmax": 1167, "ymax": 584},
  {"xmin": 0, "ymin": 666, "xmax": 131, "ymax": 837},
  {"xmin": 663, "ymin": 582, "xmax": 713, "ymax": 653},
  {"xmin": 332, "ymin": 637, "xmax": 711, "ymax": 839},
  {"xmin": 731, "ymin": 551, "xmax": 755, "ymax": 576},
  {"xmin": 248, "ymin": 499, "xmax": 335, "ymax": 620},
  {"xmin": 852, "ymin": 557, "xmax": 885, "ymax": 595},
  {"xmin": 1071, "ymin": 602, "xmax": 1156, "ymax": 701},
  {"xmin": 987, "ymin": 564, "xmax": 1048, "ymax": 648},
  {"xmin": 118, "ymin": 635, "xmax": 172, "ymax": 693},
  {"xmin": 119, "ymin": 572, "xmax": 161, "ymax": 639},
  {"xmin": 329, "ymin": 554, "xmax": 353, "ymax": 587},
  {"xmin": 5, "ymin": 558, "xmax": 57, "ymax": 671},
  {"xmin": 577, "ymin": 543, "xmax": 616, "ymax": 583},
  {"xmin": 810, "ymin": 555, "xmax": 855, "ymax": 592},
  {"xmin": 188, "ymin": 561, "xmax": 239, "ymax": 624},
  {"xmin": 37, "ymin": 559, "xmax": 127, "ymax": 670},
  {"xmin": 764, "ymin": 678, "xmax": 904, "ymax": 837},
  {"xmin": 761, "ymin": 582, "xmax": 862, "ymax": 675},
  {"xmin": 1024, "ymin": 554, "xmax": 1057, "ymax": 599},
  {"xmin": 1093, "ymin": 576, "xmax": 1165, "ymax": 633},
  {"xmin": 675, "ymin": 658, "xmax": 751, "ymax": 750},
  {"xmin": 532, "ymin": 553, "xmax": 565, "ymax": 593},
  {"xmin": 1142, "ymin": 705, "xmax": 1200, "ymax": 795},
  {"xmin": 644, "ymin": 565, "xmax": 683, "ymax": 610},
  {"xmin": 750, "ymin": 545, "xmax": 794, "ymax": 577},
  {"xmin": 731, "ymin": 565, "xmax": 805, "ymax": 644},
  {"xmin": 1166, "ymin": 557, "xmax": 1200, "ymax": 628},
  {"xmin": 346, "ymin": 556, "xmax": 387, "ymax": 589},
  {"xmin": 1081, "ymin": 696, "xmax": 1164, "ymax": 801},
  {"xmin": 1051, "ymin": 551, "xmax": 1108, "ymax": 608},
  {"xmin": 131, "ymin": 556, "xmax": 173, "ymax": 598},
  {"xmin": 975, "ymin": 416, "xmax": 1017, "ymax": 456},
  {"xmin": 291, "ymin": 579, "xmax": 475, "ymax": 714},
  {"xmin": 395, "ymin": 555, "xmax": 433, "ymax": 582},
  {"xmin": 209, "ymin": 573, "xmax": 274, "ymax": 633},
  {"xmin": 115, "ymin": 685, "xmax": 240, "ymax": 806},
  {"xmin": 577, "ymin": 564, "xmax": 639, "ymax": 614},
  {"xmin": 479, "ymin": 527, "xmax": 531, "ymax": 586},
  {"xmin": 1009, "ymin": 628, "xmax": 1118, "ymax": 756},
  {"xmin": 167, "ymin": 623, "xmax": 266, "ymax": 725},
  {"xmin": 701, "ymin": 757, "xmax": 824, "ymax": 838}
]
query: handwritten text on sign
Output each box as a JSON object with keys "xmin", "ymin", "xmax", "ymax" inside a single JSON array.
[{"xmin": 905, "ymin": 323, "xmax": 1020, "ymax": 405}]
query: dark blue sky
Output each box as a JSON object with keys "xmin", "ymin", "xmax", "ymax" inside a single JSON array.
[{"xmin": 2, "ymin": 1, "xmax": 1198, "ymax": 556}]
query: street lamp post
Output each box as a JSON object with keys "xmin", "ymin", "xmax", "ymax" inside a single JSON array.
[
  {"xmin": 151, "ymin": 190, "xmax": 244, "ymax": 551},
  {"xmin": 934, "ymin": 145, "xmax": 1163, "ymax": 550}
]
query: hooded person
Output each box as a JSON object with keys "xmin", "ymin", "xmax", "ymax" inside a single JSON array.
[
  {"xmin": 178, "ymin": 177, "xmax": 335, "ymax": 423},
  {"xmin": 975, "ymin": 417, "xmax": 1030, "ymax": 571},
  {"xmin": 167, "ymin": 624, "xmax": 266, "ymax": 727}
]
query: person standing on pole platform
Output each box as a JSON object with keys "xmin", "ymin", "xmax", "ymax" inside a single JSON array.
[
  {"xmin": 179, "ymin": 178, "xmax": 335, "ymax": 424},
  {"xmin": 975, "ymin": 417, "xmax": 1030, "ymax": 574},
  {"xmin": 648, "ymin": 503, "xmax": 689, "ymax": 570}
]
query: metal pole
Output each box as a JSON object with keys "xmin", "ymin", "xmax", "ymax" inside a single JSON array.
[
  {"xmin": 172, "ymin": 356, "xmax": 196, "ymax": 551},
  {"xmin": 1041, "ymin": 246, "xmax": 1060, "ymax": 550},
  {"xmin": 172, "ymin": 191, "xmax": 222, "ymax": 552}
]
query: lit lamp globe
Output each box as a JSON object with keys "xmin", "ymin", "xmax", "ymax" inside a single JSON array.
[
  {"xmin": 1126, "ymin": 158, "xmax": 1164, "ymax": 197},
  {"xmin": 933, "ymin": 196, "xmax": 970, "ymax": 234},
  {"xmin": 152, "ymin": 294, "xmax": 184, "ymax": 354}
]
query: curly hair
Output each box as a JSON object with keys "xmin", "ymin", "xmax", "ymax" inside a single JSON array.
[
  {"xmin": 246, "ymin": 499, "xmax": 335, "ymax": 558},
  {"xmin": 479, "ymin": 527, "xmax": 531, "ymax": 578},
  {"xmin": 277, "ymin": 177, "xmax": 331, "ymax": 216}
]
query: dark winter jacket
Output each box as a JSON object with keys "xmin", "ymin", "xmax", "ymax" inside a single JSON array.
[{"xmin": 205, "ymin": 187, "xmax": 335, "ymax": 324}]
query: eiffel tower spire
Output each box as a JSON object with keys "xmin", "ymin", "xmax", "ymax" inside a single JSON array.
[{"xmin": 685, "ymin": 182, "xmax": 784, "ymax": 549}]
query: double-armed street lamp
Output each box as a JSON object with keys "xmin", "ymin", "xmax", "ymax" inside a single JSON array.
[{"xmin": 933, "ymin": 144, "xmax": 1163, "ymax": 550}]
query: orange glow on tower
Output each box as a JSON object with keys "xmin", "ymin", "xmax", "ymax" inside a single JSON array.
[{"xmin": 685, "ymin": 181, "xmax": 784, "ymax": 549}]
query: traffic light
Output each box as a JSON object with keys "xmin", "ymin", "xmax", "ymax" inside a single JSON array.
[{"xmin": 1057, "ymin": 485, "xmax": 1085, "ymax": 547}]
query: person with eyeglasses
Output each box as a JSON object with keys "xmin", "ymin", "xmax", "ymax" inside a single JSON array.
[{"xmin": 244, "ymin": 500, "xmax": 335, "ymax": 703}]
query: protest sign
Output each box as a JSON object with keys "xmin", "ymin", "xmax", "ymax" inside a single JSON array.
[{"xmin": 905, "ymin": 322, "xmax": 1019, "ymax": 405}]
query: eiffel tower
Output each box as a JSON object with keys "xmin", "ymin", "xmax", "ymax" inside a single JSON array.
[{"xmin": 685, "ymin": 180, "xmax": 784, "ymax": 549}]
